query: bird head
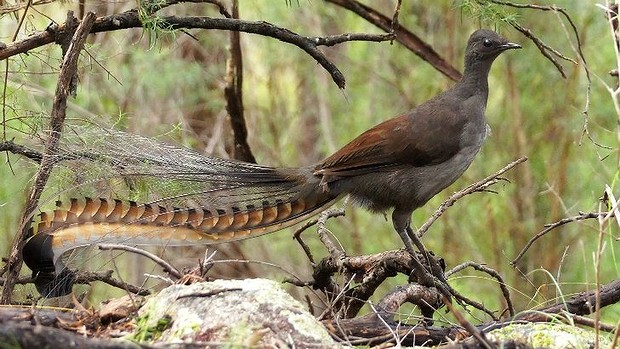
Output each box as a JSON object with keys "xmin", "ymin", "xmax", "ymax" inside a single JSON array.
[{"xmin": 465, "ymin": 29, "xmax": 521, "ymax": 62}]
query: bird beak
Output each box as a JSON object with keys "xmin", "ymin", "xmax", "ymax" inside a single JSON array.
[{"xmin": 500, "ymin": 42, "xmax": 521, "ymax": 50}]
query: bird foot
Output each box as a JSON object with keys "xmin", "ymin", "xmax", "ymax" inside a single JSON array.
[{"xmin": 408, "ymin": 253, "xmax": 451, "ymax": 299}]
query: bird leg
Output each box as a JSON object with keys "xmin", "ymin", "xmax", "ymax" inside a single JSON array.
[
  {"xmin": 395, "ymin": 227, "xmax": 432, "ymax": 281},
  {"xmin": 392, "ymin": 210, "xmax": 451, "ymax": 297},
  {"xmin": 406, "ymin": 226, "xmax": 447, "ymax": 284},
  {"xmin": 399, "ymin": 227, "xmax": 451, "ymax": 298}
]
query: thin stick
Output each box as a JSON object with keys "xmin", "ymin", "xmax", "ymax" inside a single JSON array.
[
  {"xmin": 442, "ymin": 295, "xmax": 495, "ymax": 349},
  {"xmin": 0, "ymin": 11, "xmax": 96, "ymax": 303},
  {"xmin": 0, "ymin": 11, "xmax": 394, "ymax": 89},
  {"xmin": 511, "ymin": 212, "xmax": 606, "ymax": 266},
  {"xmin": 98, "ymin": 244, "xmax": 183, "ymax": 280},
  {"xmin": 418, "ymin": 157, "xmax": 528, "ymax": 238},
  {"xmin": 447, "ymin": 261, "xmax": 514, "ymax": 317}
]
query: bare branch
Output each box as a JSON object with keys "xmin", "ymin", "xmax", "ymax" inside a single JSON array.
[
  {"xmin": 5, "ymin": 270, "xmax": 150, "ymax": 296},
  {"xmin": 511, "ymin": 212, "xmax": 606, "ymax": 266},
  {"xmin": 224, "ymin": 0, "xmax": 255, "ymax": 163},
  {"xmin": 489, "ymin": 0, "xmax": 587, "ymax": 81},
  {"xmin": 293, "ymin": 208, "xmax": 346, "ymax": 265},
  {"xmin": 447, "ymin": 261, "xmax": 515, "ymax": 317},
  {"xmin": 0, "ymin": 11, "xmax": 96, "ymax": 304},
  {"xmin": 375, "ymin": 282, "xmax": 441, "ymax": 323},
  {"xmin": 0, "ymin": 10, "xmax": 393, "ymax": 89},
  {"xmin": 325, "ymin": 0, "xmax": 462, "ymax": 82},
  {"xmin": 0, "ymin": 140, "xmax": 42, "ymax": 163},
  {"xmin": 417, "ymin": 157, "xmax": 528, "ymax": 238},
  {"xmin": 98, "ymin": 244, "xmax": 183, "ymax": 280},
  {"xmin": 74, "ymin": 270, "xmax": 151, "ymax": 296},
  {"xmin": 442, "ymin": 295, "xmax": 495, "ymax": 349},
  {"xmin": 0, "ymin": 0, "xmax": 55, "ymax": 16},
  {"xmin": 325, "ymin": 278, "xmax": 620, "ymax": 346},
  {"xmin": 515, "ymin": 279, "xmax": 620, "ymax": 321},
  {"xmin": 312, "ymin": 32, "xmax": 394, "ymax": 46},
  {"xmin": 161, "ymin": 0, "xmax": 232, "ymax": 18},
  {"xmin": 508, "ymin": 22, "xmax": 570, "ymax": 78}
]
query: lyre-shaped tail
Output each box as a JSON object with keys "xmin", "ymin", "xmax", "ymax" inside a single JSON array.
[{"xmin": 23, "ymin": 167, "xmax": 338, "ymax": 297}]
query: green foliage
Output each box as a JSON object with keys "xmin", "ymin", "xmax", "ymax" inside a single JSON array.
[
  {"xmin": 137, "ymin": 0, "xmax": 178, "ymax": 49},
  {"xmin": 455, "ymin": 0, "xmax": 520, "ymax": 27}
]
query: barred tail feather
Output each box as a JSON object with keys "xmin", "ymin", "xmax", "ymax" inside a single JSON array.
[
  {"xmin": 23, "ymin": 183, "xmax": 338, "ymax": 297},
  {"xmin": 22, "ymin": 128, "xmax": 339, "ymax": 296}
]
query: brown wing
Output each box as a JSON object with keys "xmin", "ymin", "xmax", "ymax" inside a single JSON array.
[{"xmin": 315, "ymin": 99, "xmax": 466, "ymax": 183}]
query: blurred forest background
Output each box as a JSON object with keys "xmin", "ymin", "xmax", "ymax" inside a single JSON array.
[{"xmin": 0, "ymin": 0, "xmax": 619, "ymax": 326}]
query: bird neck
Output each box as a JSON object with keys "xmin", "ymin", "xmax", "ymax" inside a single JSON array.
[{"xmin": 456, "ymin": 57, "xmax": 495, "ymax": 98}]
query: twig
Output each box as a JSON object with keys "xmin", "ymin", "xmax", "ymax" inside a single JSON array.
[
  {"xmin": 442, "ymin": 295, "xmax": 495, "ymax": 349},
  {"xmin": 488, "ymin": 0, "xmax": 584, "ymax": 79},
  {"xmin": 74, "ymin": 270, "xmax": 150, "ymax": 296},
  {"xmin": 316, "ymin": 208, "xmax": 347, "ymax": 258},
  {"xmin": 594, "ymin": 185, "xmax": 618, "ymax": 346},
  {"xmin": 0, "ymin": 0, "xmax": 55, "ymax": 15},
  {"xmin": 203, "ymin": 0, "xmax": 232, "ymax": 18},
  {"xmin": 204, "ymin": 258, "xmax": 305, "ymax": 285},
  {"xmin": 390, "ymin": 0, "xmax": 402, "ymax": 35},
  {"xmin": 451, "ymin": 287, "xmax": 499, "ymax": 321},
  {"xmin": 8, "ymin": 270, "xmax": 151, "ymax": 296},
  {"xmin": 418, "ymin": 157, "xmax": 528, "ymax": 238},
  {"xmin": 0, "ymin": 10, "xmax": 393, "ymax": 89},
  {"xmin": 325, "ymin": 0, "xmax": 461, "ymax": 82},
  {"xmin": 312, "ymin": 32, "xmax": 394, "ymax": 46},
  {"xmin": 293, "ymin": 208, "xmax": 346, "ymax": 265},
  {"xmin": 515, "ymin": 279, "xmax": 620, "ymax": 321},
  {"xmin": 367, "ymin": 302, "xmax": 408, "ymax": 346},
  {"xmin": 611, "ymin": 320, "xmax": 620, "ymax": 349},
  {"xmin": 155, "ymin": 15, "xmax": 352, "ymax": 88},
  {"xmin": 161, "ymin": 0, "xmax": 232, "ymax": 18},
  {"xmin": 176, "ymin": 287, "xmax": 242, "ymax": 299},
  {"xmin": 0, "ymin": 140, "xmax": 43, "ymax": 162},
  {"xmin": 0, "ymin": 11, "xmax": 96, "ymax": 304},
  {"xmin": 2, "ymin": 0, "xmax": 32, "ymax": 143},
  {"xmin": 509, "ymin": 22, "xmax": 569, "ymax": 79},
  {"xmin": 511, "ymin": 212, "xmax": 606, "ymax": 266},
  {"xmin": 293, "ymin": 227, "xmax": 317, "ymax": 266},
  {"xmin": 197, "ymin": 249, "xmax": 218, "ymax": 279},
  {"xmin": 570, "ymin": 314, "xmax": 616, "ymax": 333},
  {"xmin": 447, "ymin": 261, "xmax": 514, "ymax": 317},
  {"xmin": 98, "ymin": 243, "xmax": 183, "ymax": 280}
]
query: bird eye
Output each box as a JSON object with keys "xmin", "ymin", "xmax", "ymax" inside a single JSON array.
[{"xmin": 483, "ymin": 39, "xmax": 493, "ymax": 47}]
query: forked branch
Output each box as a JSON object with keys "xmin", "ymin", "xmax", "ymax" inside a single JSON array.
[{"xmin": 0, "ymin": 9, "xmax": 394, "ymax": 89}]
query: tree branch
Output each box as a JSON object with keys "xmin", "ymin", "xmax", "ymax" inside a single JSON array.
[
  {"xmin": 0, "ymin": 11, "xmax": 96, "ymax": 304},
  {"xmin": 511, "ymin": 212, "xmax": 606, "ymax": 266},
  {"xmin": 0, "ymin": 10, "xmax": 394, "ymax": 89},
  {"xmin": 417, "ymin": 157, "xmax": 528, "ymax": 238},
  {"xmin": 0, "ymin": 140, "xmax": 42, "ymax": 163},
  {"xmin": 325, "ymin": 0, "xmax": 462, "ymax": 82},
  {"xmin": 224, "ymin": 0, "xmax": 255, "ymax": 162}
]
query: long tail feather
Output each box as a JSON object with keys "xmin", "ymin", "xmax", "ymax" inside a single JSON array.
[
  {"xmin": 24, "ymin": 193, "xmax": 338, "ymax": 297},
  {"xmin": 22, "ymin": 127, "xmax": 338, "ymax": 297}
]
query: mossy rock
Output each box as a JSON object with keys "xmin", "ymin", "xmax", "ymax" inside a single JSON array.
[
  {"xmin": 131, "ymin": 279, "xmax": 344, "ymax": 348},
  {"xmin": 486, "ymin": 322, "xmax": 610, "ymax": 349}
]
